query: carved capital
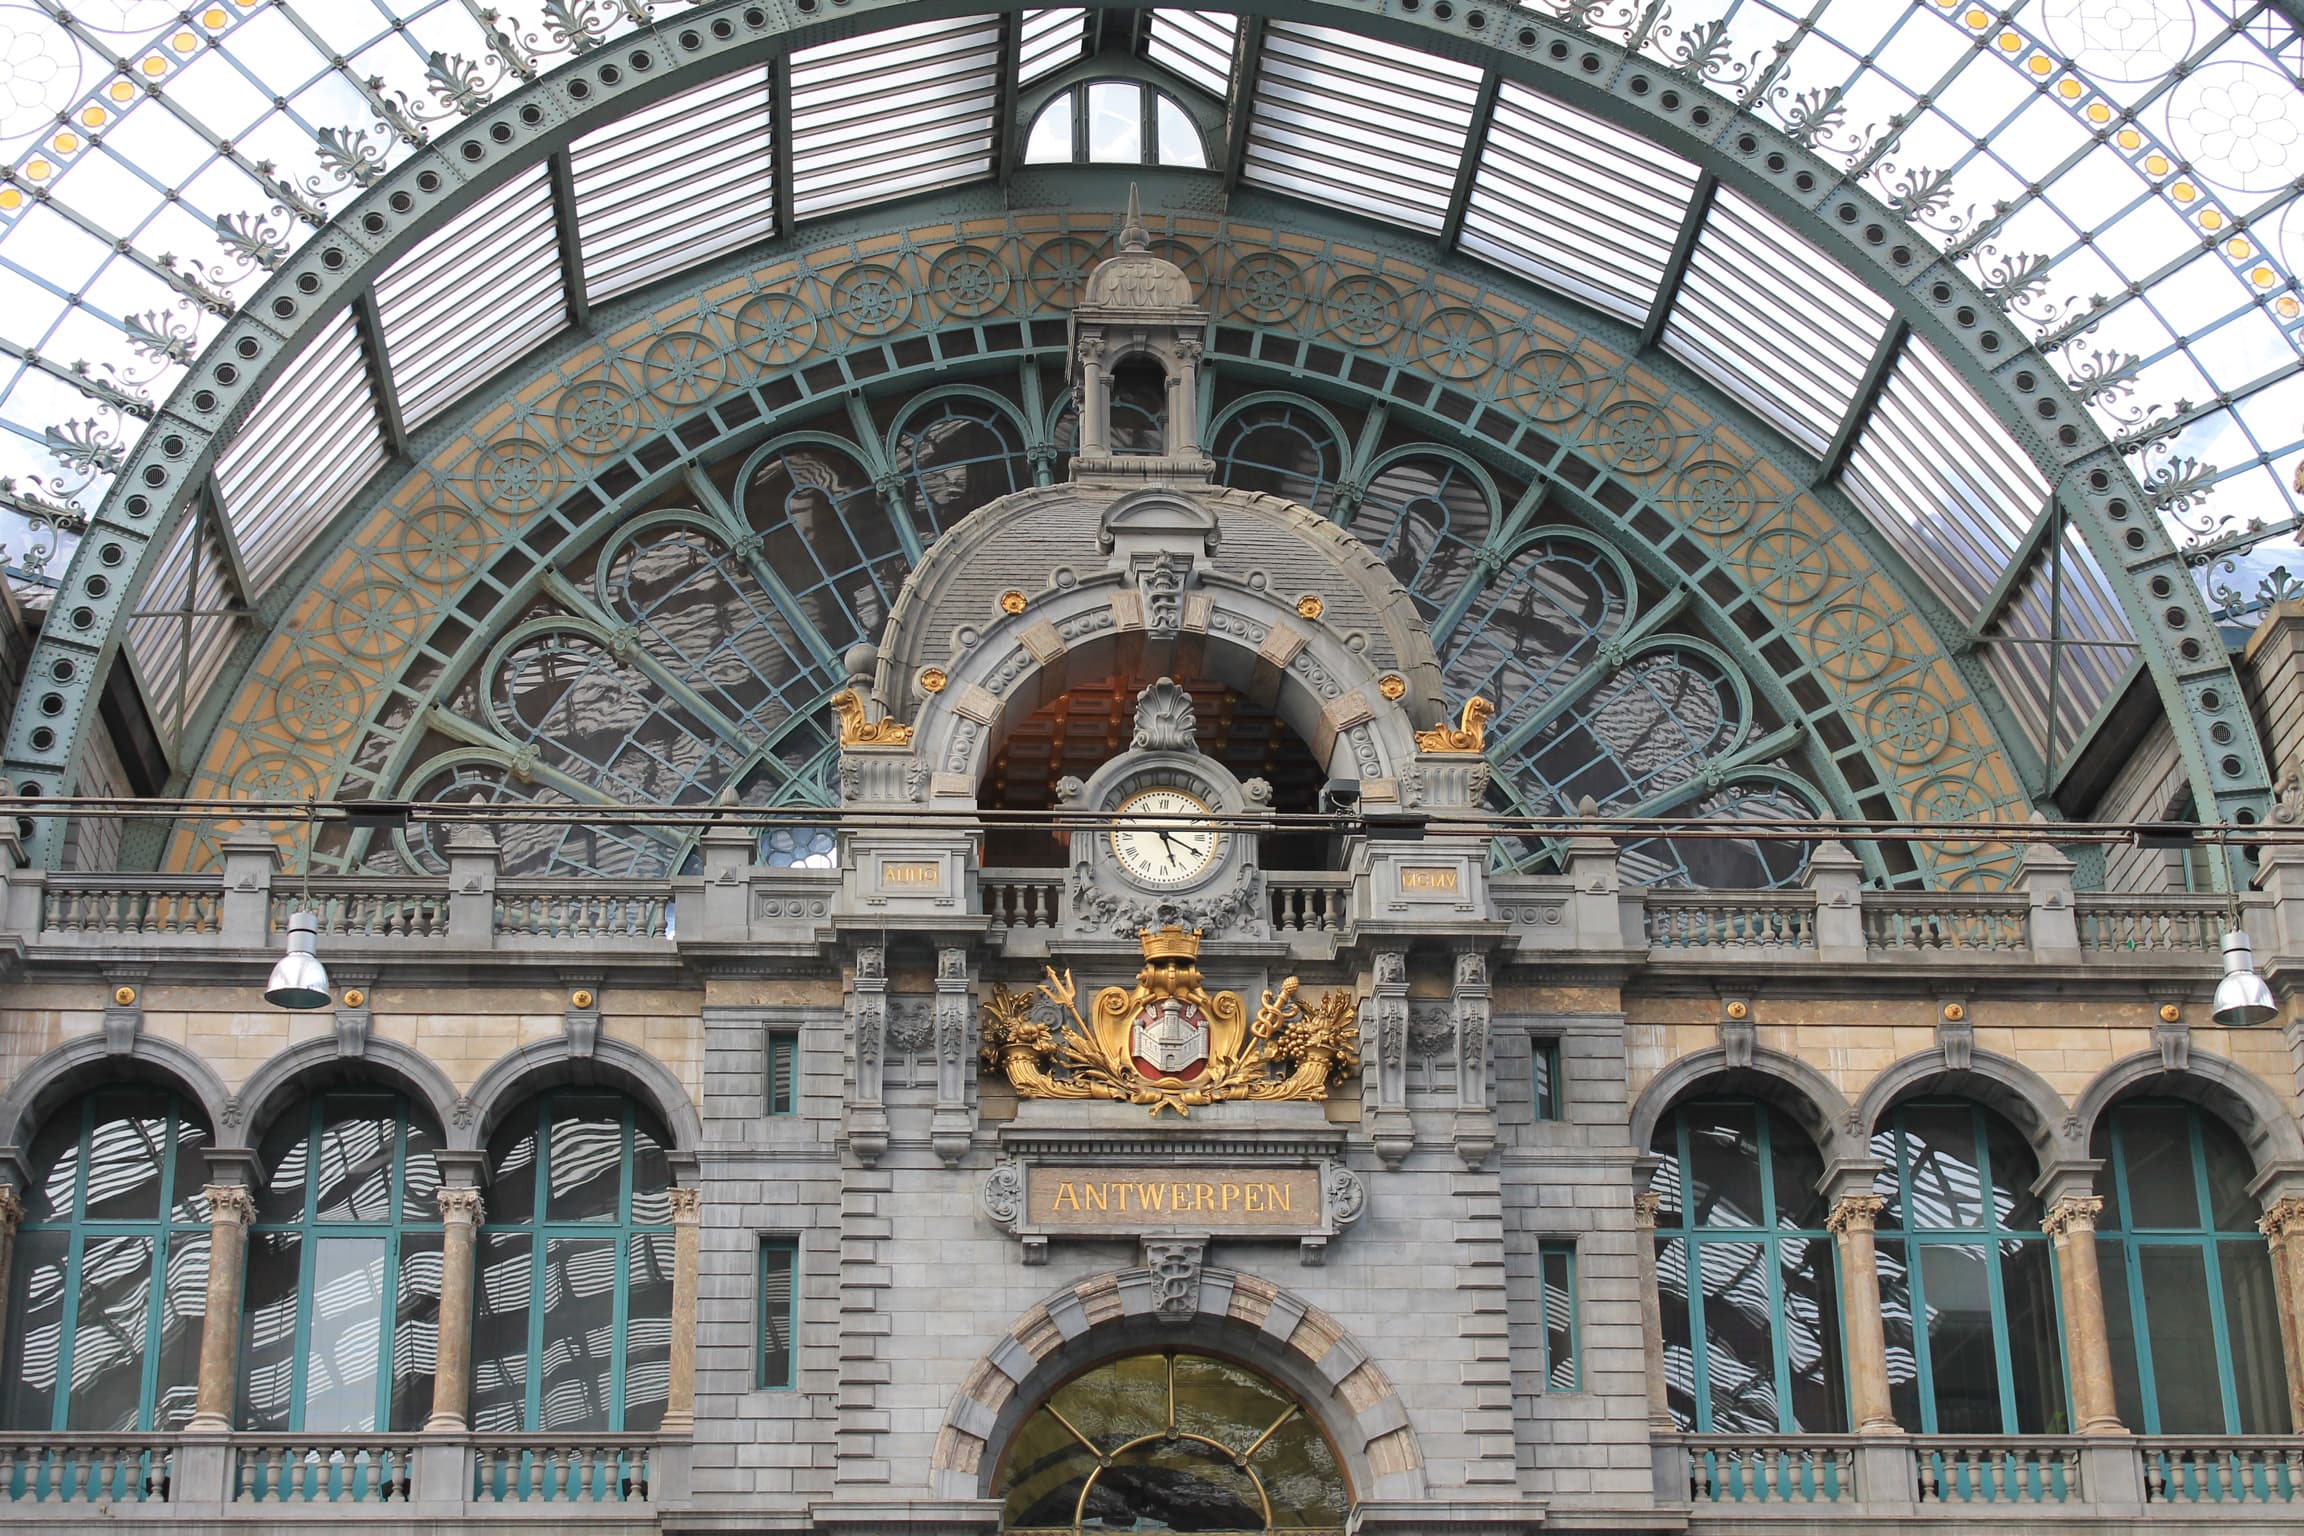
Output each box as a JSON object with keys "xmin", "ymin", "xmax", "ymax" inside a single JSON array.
[
  {"xmin": 2042, "ymin": 1194, "xmax": 2105, "ymax": 1238},
  {"xmin": 2258, "ymin": 1194, "xmax": 2304, "ymax": 1239},
  {"xmin": 0, "ymin": 1185, "xmax": 23, "ymax": 1230},
  {"xmin": 668, "ymin": 1186, "xmax": 704, "ymax": 1223},
  {"xmin": 205, "ymin": 1184, "xmax": 257, "ymax": 1227},
  {"xmin": 1826, "ymin": 1193, "xmax": 1886, "ymax": 1235},
  {"xmin": 1632, "ymin": 1190, "xmax": 1662, "ymax": 1230},
  {"xmin": 437, "ymin": 1186, "xmax": 486, "ymax": 1224}
]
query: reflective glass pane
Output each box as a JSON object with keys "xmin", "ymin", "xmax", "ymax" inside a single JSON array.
[
  {"xmin": 1087, "ymin": 81, "xmax": 1143, "ymax": 162},
  {"xmin": 1211, "ymin": 402, "xmax": 1343, "ymax": 513},
  {"xmin": 1983, "ymin": 1113, "xmax": 2043, "ymax": 1228},
  {"xmin": 2121, "ymin": 1104, "xmax": 2202, "ymax": 1229},
  {"xmin": 301, "ymin": 1236, "xmax": 387, "ymax": 1433},
  {"xmin": 81, "ymin": 1096, "xmax": 169, "ymax": 1223},
  {"xmin": 622, "ymin": 1232, "xmax": 674, "ymax": 1433},
  {"xmin": 2220, "ymin": 1240, "xmax": 2287, "ymax": 1435},
  {"xmin": 1441, "ymin": 536, "xmax": 1628, "ymax": 720},
  {"xmin": 894, "ymin": 398, "xmax": 1031, "ymax": 538},
  {"xmin": 1917, "ymin": 1243, "xmax": 2002, "ymax": 1433},
  {"xmin": 487, "ymin": 1117, "xmax": 539, "ymax": 1227},
  {"xmin": 24, "ymin": 1114, "xmax": 81, "ymax": 1225},
  {"xmin": 740, "ymin": 442, "xmax": 910, "ymax": 652},
  {"xmin": 1681, "ymin": 1104, "xmax": 1763, "ymax": 1228},
  {"xmin": 1541, "ymin": 1244, "xmax": 1578, "ymax": 1391},
  {"xmin": 1695, "ymin": 1239, "xmax": 1778, "ymax": 1432},
  {"xmin": 2099, "ymin": 1235, "xmax": 2147, "ymax": 1433},
  {"xmin": 313, "ymin": 1097, "xmax": 397, "ymax": 1221},
  {"xmin": 2000, "ymin": 1239, "xmax": 2065, "ymax": 1434},
  {"xmin": 538, "ymin": 1237, "xmax": 618, "ymax": 1431},
  {"xmin": 153, "ymin": 1234, "xmax": 205, "ymax": 1431},
  {"xmin": 393, "ymin": 1235, "xmax": 442, "ymax": 1433},
  {"xmin": 2200, "ymin": 1117, "xmax": 2260, "ymax": 1233},
  {"xmin": 238, "ymin": 1231, "xmax": 302, "ymax": 1431},
  {"xmin": 1087, "ymin": 1439, "xmax": 1261, "ymax": 1530},
  {"xmin": 1769, "ymin": 1121, "xmax": 1827, "ymax": 1230},
  {"xmin": 1258, "ymin": 1409, "xmax": 1346, "ymax": 1527},
  {"xmin": 2140, "ymin": 1246, "xmax": 2222, "ymax": 1433},
  {"xmin": 1024, "ymin": 92, "xmax": 1074, "ymax": 163},
  {"xmin": 1896, "ymin": 1105, "xmax": 1985, "ymax": 1230},
  {"xmin": 2, "ymin": 1228, "xmax": 68, "ymax": 1429},
  {"xmin": 470, "ymin": 1233, "xmax": 532, "ymax": 1434},
  {"xmin": 1345, "ymin": 455, "xmax": 1492, "ymax": 610},
  {"xmin": 1778, "ymin": 1238, "xmax": 1845, "ymax": 1431},
  {"xmin": 68, "ymin": 1235, "xmax": 155, "ymax": 1432},
  {"xmin": 1655, "ymin": 1235, "xmax": 1698, "ymax": 1430},
  {"xmin": 1156, "ymin": 95, "xmax": 1205, "ymax": 168},
  {"xmin": 1875, "ymin": 1238, "xmax": 1921, "ymax": 1430},
  {"xmin": 545, "ymin": 1098, "xmax": 626, "ymax": 1222}
]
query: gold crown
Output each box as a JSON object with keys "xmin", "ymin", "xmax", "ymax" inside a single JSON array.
[{"xmin": 1137, "ymin": 925, "xmax": 1204, "ymax": 962}]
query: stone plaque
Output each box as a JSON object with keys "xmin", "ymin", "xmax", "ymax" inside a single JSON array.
[
  {"xmin": 983, "ymin": 1157, "xmax": 1364, "ymax": 1264},
  {"xmin": 1029, "ymin": 1166, "xmax": 1321, "ymax": 1229}
]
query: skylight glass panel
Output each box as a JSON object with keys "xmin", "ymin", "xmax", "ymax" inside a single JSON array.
[
  {"xmin": 1242, "ymin": 24, "xmax": 1482, "ymax": 235},
  {"xmin": 1149, "ymin": 10, "xmax": 1239, "ymax": 98},
  {"xmin": 373, "ymin": 171, "xmax": 563, "ymax": 429},
  {"xmin": 1460, "ymin": 82, "xmax": 1701, "ymax": 324},
  {"xmin": 1019, "ymin": 9, "xmax": 1089, "ymax": 85},
  {"xmin": 1841, "ymin": 336, "xmax": 2052, "ymax": 618},
  {"xmin": 127, "ymin": 497, "xmax": 244, "ymax": 748},
  {"xmin": 215, "ymin": 309, "xmax": 386, "ymax": 599},
  {"xmin": 572, "ymin": 66, "xmax": 775, "ymax": 304},
  {"xmin": 1662, "ymin": 189, "xmax": 1894, "ymax": 457},
  {"xmin": 1981, "ymin": 526, "xmax": 2135, "ymax": 761},
  {"xmin": 788, "ymin": 17, "xmax": 1002, "ymax": 221}
]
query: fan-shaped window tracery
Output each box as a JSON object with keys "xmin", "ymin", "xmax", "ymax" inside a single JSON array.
[
  {"xmin": 486, "ymin": 628, "xmax": 749, "ymax": 808},
  {"xmin": 1344, "ymin": 452, "xmax": 1495, "ymax": 609},
  {"xmin": 738, "ymin": 440, "xmax": 911, "ymax": 653},
  {"xmin": 892, "ymin": 395, "xmax": 1035, "ymax": 540},
  {"xmin": 1210, "ymin": 400, "xmax": 1345, "ymax": 514}
]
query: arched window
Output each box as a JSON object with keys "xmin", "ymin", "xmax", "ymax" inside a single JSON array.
[
  {"xmin": 2094, "ymin": 1100, "xmax": 2289, "ymax": 1433},
  {"xmin": 1023, "ymin": 81, "xmax": 1207, "ymax": 167},
  {"xmin": 487, "ymin": 628, "xmax": 749, "ymax": 806},
  {"xmin": 999, "ymin": 1352, "xmax": 1347, "ymax": 1534},
  {"xmin": 241, "ymin": 1093, "xmax": 444, "ymax": 1432},
  {"xmin": 1211, "ymin": 400, "xmax": 1344, "ymax": 514},
  {"xmin": 1871, "ymin": 1101, "xmax": 2065, "ymax": 1433},
  {"xmin": 1648, "ymin": 1101, "xmax": 1847, "ymax": 1433},
  {"xmin": 1, "ymin": 1090, "xmax": 209, "ymax": 1431},
  {"xmin": 892, "ymin": 396, "xmax": 1032, "ymax": 539},
  {"xmin": 473, "ymin": 1092, "xmax": 675, "ymax": 1432},
  {"xmin": 1344, "ymin": 454, "xmax": 1493, "ymax": 612}
]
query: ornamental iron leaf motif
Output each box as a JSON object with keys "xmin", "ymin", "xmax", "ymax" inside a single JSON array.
[{"xmin": 978, "ymin": 926, "xmax": 1360, "ymax": 1117}]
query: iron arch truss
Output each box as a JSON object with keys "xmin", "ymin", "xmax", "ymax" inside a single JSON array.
[{"xmin": 0, "ymin": 0, "xmax": 2271, "ymax": 884}]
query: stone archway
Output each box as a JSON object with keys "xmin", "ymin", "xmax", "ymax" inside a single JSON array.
[{"xmin": 932, "ymin": 1265, "xmax": 1425, "ymax": 1506}]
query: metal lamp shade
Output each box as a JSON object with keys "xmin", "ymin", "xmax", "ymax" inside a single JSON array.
[
  {"xmin": 2211, "ymin": 929, "xmax": 2278, "ymax": 1029},
  {"xmin": 264, "ymin": 910, "xmax": 333, "ymax": 1010}
]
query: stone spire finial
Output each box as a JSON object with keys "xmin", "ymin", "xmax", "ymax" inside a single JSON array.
[{"xmin": 1121, "ymin": 182, "xmax": 1149, "ymax": 253}]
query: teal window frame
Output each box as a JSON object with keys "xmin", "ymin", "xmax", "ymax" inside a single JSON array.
[
  {"xmin": 475, "ymin": 1091, "xmax": 676, "ymax": 1432},
  {"xmin": 1872, "ymin": 1100, "xmax": 2067, "ymax": 1434},
  {"xmin": 1538, "ymin": 1240, "xmax": 1580, "ymax": 1390},
  {"xmin": 2096, "ymin": 1100, "xmax": 2288, "ymax": 1433},
  {"xmin": 240, "ymin": 1091, "xmax": 444, "ymax": 1433},
  {"xmin": 1650, "ymin": 1099, "xmax": 1850, "ymax": 1433},
  {"xmin": 3, "ymin": 1090, "xmax": 209, "ymax": 1432},
  {"xmin": 765, "ymin": 1030, "xmax": 799, "ymax": 1116},
  {"xmin": 758, "ymin": 1237, "xmax": 799, "ymax": 1390},
  {"xmin": 1531, "ymin": 1037, "xmax": 1562, "ymax": 1121}
]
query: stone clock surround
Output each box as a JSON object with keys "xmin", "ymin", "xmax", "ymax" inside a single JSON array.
[{"xmin": 870, "ymin": 482, "xmax": 1448, "ymax": 809}]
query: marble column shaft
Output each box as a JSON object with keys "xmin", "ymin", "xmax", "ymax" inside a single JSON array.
[
  {"xmin": 1631, "ymin": 1192, "xmax": 1673, "ymax": 1430},
  {"xmin": 2258, "ymin": 1196, "xmax": 2304, "ymax": 1432},
  {"xmin": 662, "ymin": 1186, "xmax": 704, "ymax": 1433},
  {"xmin": 188, "ymin": 1184, "xmax": 256, "ymax": 1431},
  {"xmin": 425, "ymin": 1186, "xmax": 484, "ymax": 1432},
  {"xmin": 2045, "ymin": 1195, "xmax": 2125, "ymax": 1435},
  {"xmin": 1827, "ymin": 1193, "xmax": 1901, "ymax": 1434}
]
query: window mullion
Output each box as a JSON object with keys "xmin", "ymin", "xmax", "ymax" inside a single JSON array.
[
  {"xmin": 525, "ymin": 1096, "xmax": 552, "ymax": 1432},
  {"xmin": 135, "ymin": 1103, "xmax": 182, "ymax": 1432},
  {"xmin": 1754, "ymin": 1110, "xmax": 1799, "ymax": 1432},
  {"xmin": 1677, "ymin": 1116, "xmax": 1712, "ymax": 1433},
  {"xmin": 2108, "ymin": 1112, "xmax": 2159, "ymax": 1433},
  {"xmin": 2188, "ymin": 1110, "xmax": 2245, "ymax": 1433}
]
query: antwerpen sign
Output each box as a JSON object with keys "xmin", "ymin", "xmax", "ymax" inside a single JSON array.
[{"xmin": 983, "ymin": 1157, "xmax": 1364, "ymax": 1263}]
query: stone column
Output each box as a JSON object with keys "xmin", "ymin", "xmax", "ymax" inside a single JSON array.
[
  {"xmin": 2044, "ymin": 1195, "xmax": 2125, "ymax": 1435},
  {"xmin": 1827, "ymin": 1194, "xmax": 1901, "ymax": 1434},
  {"xmin": 2258, "ymin": 1196, "xmax": 2304, "ymax": 1432},
  {"xmin": 0, "ymin": 1186, "xmax": 22, "ymax": 1342},
  {"xmin": 424, "ymin": 1186, "xmax": 484, "ymax": 1432},
  {"xmin": 187, "ymin": 1184, "xmax": 255, "ymax": 1431},
  {"xmin": 662, "ymin": 1186, "xmax": 703, "ymax": 1434},
  {"xmin": 1631, "ymin": 1191, "xmax": 1673, "ymax": 1431}
]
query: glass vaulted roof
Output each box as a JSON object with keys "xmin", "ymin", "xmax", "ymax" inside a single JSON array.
[{"xmin": 4, "ymin": 0, "xmax": 2304, "ymax": 778}]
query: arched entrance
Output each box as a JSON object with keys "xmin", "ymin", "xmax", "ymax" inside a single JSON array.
[{"xmin": 998, "ymin": 1351, "xmax": 1348, "ymax": 1535}]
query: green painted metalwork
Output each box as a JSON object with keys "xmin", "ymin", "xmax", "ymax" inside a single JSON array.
[
  {"xmin": 1871, "ymin": 1101, "xmax": 2066, "ymax": 1435},
  {"xmin": 1649, "ymin": 1100, "xmax": 1849, "ymax": 1434},
  {"xmin": 0, "ymin": 1090, "xmax": 207, "ymax": 1434},
  {"xmin": 2095, "ymin": 1100, "xmax": 2290, "ymax": 1435},
  {"xmin": 472, "ymin": 1091, "xmax": 675, "ymax": 1434},
  {"xmin": 0, "ymin": 0, "xmax": 2264, "ymax": 882}
]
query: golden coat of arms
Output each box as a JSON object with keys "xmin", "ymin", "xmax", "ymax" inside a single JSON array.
[{"xmin": 979, "ymin": 926, "xmax": 1361, "ymax": 1117}]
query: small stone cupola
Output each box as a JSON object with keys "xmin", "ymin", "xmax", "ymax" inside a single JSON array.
[{"xmin": 1069, "ymin": 186, "xmax": 1214, "ymax": 481}]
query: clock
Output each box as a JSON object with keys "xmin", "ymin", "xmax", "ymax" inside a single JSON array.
[{"xmin": 1108, "ymin": 786, "xmax": 1221, "ymax": 888}]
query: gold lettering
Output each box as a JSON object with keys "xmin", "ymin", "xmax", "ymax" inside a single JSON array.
[
  {"xmin": 1196, "ymin": 1182, "xmax": 1217, "ymax": 1212},
  {"xmin": 1400, "ymin": 866, "xmax": 1460, "ymax": 892},
  {"xmin": 1221, "ymin": 1182, "xmax": 1239, "ymax": 1213},
  {"xmin": 1244, "ymin": 1184, "xmax": 1263, "ymax": 1214},
  {"xmin": 1084, "ymin": 1184, "xmax": 1108, "ymax": 1212},
  {"xmin": 1053, "ymin": 1183, "xmax": 1080, "ymax": 1212},
  {"xmin": 1265, "ymin": 1182, "xmax": 1290, "ymax": 1212},
  {"xmin": 1171, "ymin": 1182, "xmax": 1193, "ymax": 1212},
  {"xmin": 1134, "ymin": 1182, "xmax": 1166, "ymax": 1213},
  {"xmin": 882, "ymin": 860, "xmax": 940, "ymax": 885}
]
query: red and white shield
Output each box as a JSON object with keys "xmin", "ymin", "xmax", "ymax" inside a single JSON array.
[{"xmin": 1131, "ymin": 998, "xmax": 1210, "ymax": 1081}]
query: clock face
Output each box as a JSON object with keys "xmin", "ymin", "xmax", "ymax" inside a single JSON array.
[{"xmin": 1109, "ymin": 787, "xmax": 1221, "ymax": 887}]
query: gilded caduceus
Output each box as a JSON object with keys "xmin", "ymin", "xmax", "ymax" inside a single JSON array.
[{"xmin": 1251, "ymin": 976, "xmax": 1301, "ymax": 1042}]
